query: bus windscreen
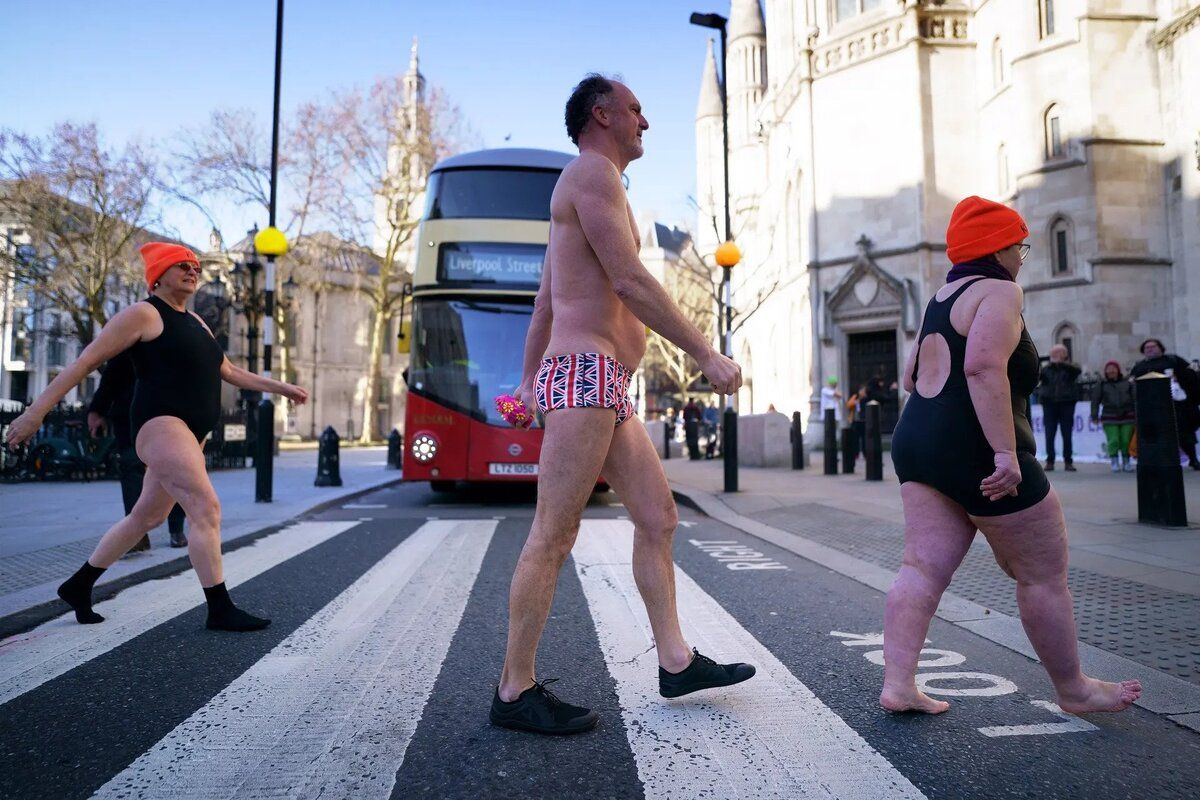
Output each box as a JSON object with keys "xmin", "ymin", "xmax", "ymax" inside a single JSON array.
[
  {"xmin": 425, "ymin": 168, "xmax": 560, "ymax": 220},
  {"xmin": 408, "ymin": 298, "xmax": 533, "ymax": 425},
  {"xmin": 439, "ymin": 242, "xmax": 545, "ymax": 286}
]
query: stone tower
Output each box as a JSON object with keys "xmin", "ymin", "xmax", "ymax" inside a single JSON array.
[
  {"xmin": 695, "ymin": 38, "xmax": 725, "ymax": 256},
  {"xmin": 726, "ymin": 0, "xmax": 767, "ymax": 223}
]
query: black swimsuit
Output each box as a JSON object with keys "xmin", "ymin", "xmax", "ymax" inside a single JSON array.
[
  {"xmin": 891, "ymin": 278, "xmax": 1050, "ymax": 516},
  {"xmin": 129, "ymin": 295, "xmax": 224, "ymax": 443}
]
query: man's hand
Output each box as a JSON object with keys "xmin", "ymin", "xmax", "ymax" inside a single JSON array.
[
  {"xmin": 87, "ymin": 412, "xmax": 107, "ymax": 438},
  {"xmin": 699, "ymin": 350, "xmax": 743, "ymax": 396},
  {"xmin": 515, "ymin": 383, "xmax": 538, "ymax": 429}
]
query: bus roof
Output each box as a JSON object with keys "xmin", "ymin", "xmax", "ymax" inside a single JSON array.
[{"xmin": 431, "ymin": 148, "xmax": 574, "ymax": 173}]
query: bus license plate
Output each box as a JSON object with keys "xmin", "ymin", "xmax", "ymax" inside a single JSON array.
[{"xmin": 489, "ymin": 463, "xmax": 538, "ymax": 476}]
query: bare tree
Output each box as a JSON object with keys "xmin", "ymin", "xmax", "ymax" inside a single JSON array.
[{"xmin": 0, "ymin": 123, "xmax": 161, "ymax": 345}]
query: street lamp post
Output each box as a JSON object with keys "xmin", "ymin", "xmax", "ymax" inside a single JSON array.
[{"xmin": 690, "ymin": 10, "xmax": 739, "ymax": 493}]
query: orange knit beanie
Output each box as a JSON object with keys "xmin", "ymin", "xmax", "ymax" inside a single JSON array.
[
  {"xmin": 140, "ymin": 242, "xmax": 199, "ymax": 288},
  {"xmin": 945, "ymin": 196, "xmax": 1028, "ymax": 264}
]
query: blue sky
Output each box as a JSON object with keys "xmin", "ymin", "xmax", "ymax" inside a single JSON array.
[{"xmin": 2, "ymin": 0, "xmax": 720, "ymax": 246}]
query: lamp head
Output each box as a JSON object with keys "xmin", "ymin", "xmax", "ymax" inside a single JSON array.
[{"xmin": 690, "ymin": 12, "xmax": 727, "ymax": 30}]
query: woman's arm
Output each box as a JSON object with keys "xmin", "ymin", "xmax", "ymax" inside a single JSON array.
[
  {"xmin": 219, "ymin": 358, "xmax": 308, "ymax": 403},
  {"xmin": 963, "ymin": 282, "xmax": 1024, "ymax": 499}
]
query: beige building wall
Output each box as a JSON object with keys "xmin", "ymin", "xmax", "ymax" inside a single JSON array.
[{"xmin": 696, "ymin": 0, "xmax": 1199, "ymax": 435}]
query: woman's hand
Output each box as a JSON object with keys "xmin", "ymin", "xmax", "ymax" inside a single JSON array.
[
  {"xmin": 4, "ymin": 410, "xmax": 43, "ymax": 449},
  {"xmin": 980, "ymin": 450, "xmax": 1022, "ymax": 501},
  {"xmin": 280, "ymin": 384, "xmax": 309, "ymax": 405}
]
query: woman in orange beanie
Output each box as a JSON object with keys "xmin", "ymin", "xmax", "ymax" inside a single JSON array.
[
  {"xmin": 882, "ymin": 196, "xmax": 1142, "ymax": 715},
  {"xmin": 6, "ymin": 241, "xmax": 308, "ymax": 632}
]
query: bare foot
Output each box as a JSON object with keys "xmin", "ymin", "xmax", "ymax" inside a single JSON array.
[
  {"xmin": 1057, "ymin": 677, "xmax": 1142, "ymax": 714},
  {"xmin": 879, "ymin": 686, "xmax": 950, "ymax": 714}
]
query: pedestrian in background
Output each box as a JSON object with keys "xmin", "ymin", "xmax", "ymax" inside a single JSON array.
[
  {"xmin": 1130, "ymin": 338, "xmax": 1200, "ymax": 469},
  {"xmin": 682, "ymin": 397, "xmax": 702, "ymax": 460},
  {"xmin": 702, "ymin": 401, "xmax": 719, "ymax": 459},
  {"xmin": 820, "ymin": 376, "xmax": 842, "ymax": 423},
  {"xmin": 1090, "ymin": 360, "xmax": 1135, "ymax": 473},
  {"xmin": 1038, "ymin": 344, "xmax": 1081, "ymax": 471},
  {"xmin": 847, "ymin": 385, "xmax": 868, "ymax": 459},
  {"xmin": 88, "ymin": 350, "xmax": 187, "ymax": 549}
]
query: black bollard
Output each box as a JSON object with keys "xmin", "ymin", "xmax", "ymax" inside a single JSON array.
[
  {"xmin": 255, "ymin": 397, "xmax": 274, "ymax": 502},
  {"xmin": 663, "ymin": 416, "xmax": 671, "ymax": 460},
  {"xmin": 386, "ymin": 428, "xmax": 402, "ymax": 470},
  {"xmin": 864, "ymin": 400, "xmax": 883, "ymax": 481},
  {"xmin": 823, "ymin": 408, "xmax": 838, "ymax": 475},
  {"xmin": 1135, "ymin": 374, "xmax": 1187, "ymax": 526},
  {"xmin": 723, "ymin": 405, "xmax": 738, "ymax": 492},
  {"xmin": 841, "ymin": 427, "xmax": 856, "ymax": 474},
  {"xmin": 791, "ymin": 411, "xmax": 805, "ymax": 470},
  {"xmin": 315, "ymin": 425, "xmax": 344, "ymax": 487}
]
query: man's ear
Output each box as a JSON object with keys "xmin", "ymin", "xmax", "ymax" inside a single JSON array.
[{"xmin": 590, "ymin": 102, "xmax": 610, "ymax": 130}]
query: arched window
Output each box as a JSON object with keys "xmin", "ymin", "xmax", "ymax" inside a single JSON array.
[
  {"xmin": 997, "ymin": 144, "xmax": 1010, "ymax": 195},
  {"xmin": 1049, "ymin": 216, "xmax": 1073, "ymax": 275},
  {"xmin": 1039, "ymin": 0, "xmax": 1056, "ymax": 38},
  {"xmin": 992, "ymin": 37, "xmax": 1005, "ymax": 88},
  {"xmin": 834, "ymin": 0, "xmax": 882, "ymax": 22},
  {"xmin": 1044, "ymin": 103, "xmax": 1064, "ymax": 159}
]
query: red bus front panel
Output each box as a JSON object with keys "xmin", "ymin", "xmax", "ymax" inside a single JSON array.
[{"xmin": 403, "ymin": 393, "xmax": 543, "ymax": 482}]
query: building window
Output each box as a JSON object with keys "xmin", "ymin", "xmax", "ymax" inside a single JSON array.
[
  {"xmin": 1039, "ymin": 0, "xmax": 1056, "ymax": 38},
  {"xmin": 1044, "ymin": 104, "xmax": 1063, "ymax": 159},
  {"xmin": 834, "ymin": 0, "xmax": 882, "ymax": 22},
  {"xmin": 47, "ymin": 314, "xmax": 67, "ymax": 367},
  {"xmin": 998, "ymin": 144, "xmax": 1010, "ymax": 195},
  {"xmin": 992, "ymin": 37, "xmax": 1005, "ymax": 88},
  {"xmin": 9, "ymin": 307, "xmax": 31, "ymax": 362},
  {"xmin": 1050, "ymin": 217, "xmax": 1073, "ymax": 275}
]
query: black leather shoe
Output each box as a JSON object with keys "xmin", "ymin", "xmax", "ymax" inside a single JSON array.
[
  {"xmin": 1064, "ymin": 462, "xmax": 1077, "ymax": 472},
  {"xmin": 490, "ymin": 679, "xmax": 598, "ymax": 735},
  {"xmin": 659, "ymin": 648, "xmax": 756, "ymax": 698},
  {"xmin": 169, "ymin": 529, "xmax": 188, "ymax": 548}
]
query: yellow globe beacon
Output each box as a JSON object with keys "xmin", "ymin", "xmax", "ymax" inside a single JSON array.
[
  {"xmin": 715, "ymin": 240, "xmax": 741, "ymax": 268},
  {"xmin": 254, "ymin": 225, "xmax": 289, "ymax": 257}
]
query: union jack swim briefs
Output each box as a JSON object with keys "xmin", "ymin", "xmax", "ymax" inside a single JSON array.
[{"xmin": 535, "ymin": 352, "xmax": 635, "ymax": 425}]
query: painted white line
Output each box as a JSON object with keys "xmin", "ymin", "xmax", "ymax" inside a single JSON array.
[
  {"xmin": 342, "ymin": 503, "xmax": 387, "ymax": 509},
  {"xmin": 915, "ymin": 672, "xmax": 1017, "ymax": 697},
  {"xmin": 94, "ymin": 519, "xmax": 496, "ymax": 800},
  {"xmin": 978, "ymin": 701, "xmax": 1099, "ymax": 737},
  {"xmin": 0, "ymin": 520, "xmax": 358, "ymax": 708},
  {"xmin": 573, "ymin": 520, "xmax": 926, "ymax": 800}
]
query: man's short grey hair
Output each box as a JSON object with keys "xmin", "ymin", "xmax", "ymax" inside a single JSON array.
[{"xmin": 564, "ymin": 73, "xmax": 621, "ymax": 145}]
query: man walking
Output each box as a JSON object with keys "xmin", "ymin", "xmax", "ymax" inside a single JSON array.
[
  {"xmin": 1038, "ymin": 344, "xmax": 1082, "ymax": 471},
  {"xmin": 490, "ymin": 74, "xmax": 755, "ymax": 735}
]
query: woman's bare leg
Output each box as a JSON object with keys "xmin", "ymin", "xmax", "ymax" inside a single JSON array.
[
  {"xmin": 973, "ymin": 490, "xmax": 1141, "ymax": 713},
  {"xmin": 88, "ymin": 472, "xmax": 177, "ymax": 567},
  {"xmin": 881, "ymin": 482, "xmax": 977, "ymax": 714}
]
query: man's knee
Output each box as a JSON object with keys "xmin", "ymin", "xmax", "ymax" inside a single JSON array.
[{"xmin": 634, "ymin": 507, "xmax": 679, "ymax": 544}]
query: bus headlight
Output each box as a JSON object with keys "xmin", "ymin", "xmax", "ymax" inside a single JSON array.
[{"xmin": 410, "ymin": 432, "xmax": 439, "ymax": 463}]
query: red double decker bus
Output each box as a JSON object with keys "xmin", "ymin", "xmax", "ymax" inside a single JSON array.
[{"xmin": 401, "ymin": 148, "xmax": 572, "ymax": 491}]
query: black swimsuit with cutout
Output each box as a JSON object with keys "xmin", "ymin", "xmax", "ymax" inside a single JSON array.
[
  {"xmin": 129, "ymin": 295, "xmax": 224, "ymax": 443},
  {"xmin": 891, "ymin": 278, "xmax": 1050, "ymax": 516}
]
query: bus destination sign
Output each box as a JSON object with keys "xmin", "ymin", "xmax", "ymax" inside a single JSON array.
[{"xmin": 440, "ymin": 242, "xmax": 545, "ymax": 286}]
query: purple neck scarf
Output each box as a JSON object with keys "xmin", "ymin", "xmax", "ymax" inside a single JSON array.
[{"xmin": 946, "ymin": 256, "xmax": 1015, "ymax": 284}]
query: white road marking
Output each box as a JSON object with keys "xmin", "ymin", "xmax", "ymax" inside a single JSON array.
[
  {"xmin": 94, "ymin": 519, "xmax": 497, "ymax": 800},
  {"xmin": 0, "ymin": 520, "xmax": 358, "ymax": 707},
  {"xmin": 863, "ymin": 649, "xmax": 966, "ymax": 668},
  {"xmin": 915, "ymin": 672, "xmax": 1017, "ymax": 697},
  {"xmin": 574, "ymin": 520, "xmax": 926, "ymax": 800},
  {"xmin": 978, "ymin": 700, "xmax": 1099, "ymax": 737},
  {"xmin": 342, "ymin": 503, "xmax": 387, "ymax": 509}
]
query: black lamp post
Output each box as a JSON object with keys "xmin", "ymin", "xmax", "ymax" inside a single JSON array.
[{"xmin": 690, "ymin": 10, "xmax": 739, "ymax": 493}]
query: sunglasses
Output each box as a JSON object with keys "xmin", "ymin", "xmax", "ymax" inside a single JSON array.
[
  {"xmin": 1016, "ymin": 243, "xmax": 1030, "ymax": 261},
  {"xmin": 172, "ymin": 262, "xmax": 202, "ymax": 275}
]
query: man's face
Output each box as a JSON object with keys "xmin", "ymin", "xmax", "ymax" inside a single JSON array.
[
  {"xmin": 1142, "ymin": 340, "xmax": 1164, "ymax": 358},
  {"xmin": 601, "ymin": 82, "xmax": 648, "ymax": 161},
  {"xmin": 1050, "ymin": 345, "xmax": 1067, "ymax": 363}
]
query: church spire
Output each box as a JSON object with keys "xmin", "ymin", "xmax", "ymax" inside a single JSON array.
[
  {"xmin": 696, "ymin": 38, "xmax": 723, "ymax": 121},
  {"xmin": 408, "ymin": 36, "xmax": 420, "ymax": 75},
  {"xmin": 728, "ymin": 0, "xmax": 766, "ymax": 43}
]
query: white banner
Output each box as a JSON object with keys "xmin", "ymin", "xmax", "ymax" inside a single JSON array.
[{"xmin": 1029, "ymin": 403, "xmax": 1109, "ymax": 463}]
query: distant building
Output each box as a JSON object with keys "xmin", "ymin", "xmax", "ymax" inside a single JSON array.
[{"xmin": 695, "ymin": 0, "xmax": 1200, "ymax": 433}]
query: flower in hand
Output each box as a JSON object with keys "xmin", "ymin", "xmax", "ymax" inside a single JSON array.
[{"xmin": 495, "ymin": 394, "xmax": 533, "ymax": 429}]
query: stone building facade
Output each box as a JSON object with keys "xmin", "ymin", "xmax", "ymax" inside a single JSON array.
[{"xmin": 694, "ymin": 0, "xmax": 1200, "ymax": 432}]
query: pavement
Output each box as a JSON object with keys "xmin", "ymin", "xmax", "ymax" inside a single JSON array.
[
  {"xmin": 2, "ymin": 480, "xmax": 1198, "ymax": 800},
  {"xmin": 0, "ymin": 446, "xmax": 401, "ymax": 622}
]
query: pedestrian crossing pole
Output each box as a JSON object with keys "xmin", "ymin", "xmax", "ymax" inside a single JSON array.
[{"xmin": 253, "ymin": 0, "xmax": 287, "ymax": 504}]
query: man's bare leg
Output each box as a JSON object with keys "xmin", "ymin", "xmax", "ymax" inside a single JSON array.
[
  {"xmin": 498, "ymin": 407, "xmax": 615, "ymax": 702},
  {"xmin": 600, "ymin": 418, "xmax": 692, "ymax": 671}
]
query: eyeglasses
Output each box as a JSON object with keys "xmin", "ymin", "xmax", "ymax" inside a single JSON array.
[
  {"xmin": 173, "ymin": 262, "xmax": 202, "ymax": 275},
  {"xmin": 1016, "ymin": 243, "xmax": 1031, "ymax": 261}
]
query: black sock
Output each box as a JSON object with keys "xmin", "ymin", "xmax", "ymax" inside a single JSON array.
[
  {"xmin": 58, "ymin": 562, "xmax": 106, "ymax": 624},
  {"xmin": 203, "ymin": 582, "xmax": 270, "ymax": 632}
]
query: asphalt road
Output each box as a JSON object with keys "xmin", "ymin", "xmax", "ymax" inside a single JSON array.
[{"xmin": 1, "ymin": 481, "xmax": 1196, "ymax": 799}]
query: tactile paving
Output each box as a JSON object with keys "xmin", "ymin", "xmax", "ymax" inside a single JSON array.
[{"xmin": 753, "ymin": 502, "xmax": 1200, "ymax": 684}]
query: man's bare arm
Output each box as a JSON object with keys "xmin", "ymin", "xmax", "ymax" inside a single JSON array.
[
  {"xmin": 518, "ymin": 231, "xmax": 554, "ymax": 392},
  {"xmin": 572, "ymin": 157, "xmax": 714, "ymax": 361}
]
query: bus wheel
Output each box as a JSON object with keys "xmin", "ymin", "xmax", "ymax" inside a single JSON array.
[{"xmin": 430, "ymin": 480, "xmax": 456, "ymax": 493}]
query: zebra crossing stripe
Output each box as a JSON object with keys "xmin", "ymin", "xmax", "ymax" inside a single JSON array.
[
  {"xmin": 0, "ymin": 520, "xmax": 358, "ymax": 708},
  {"xmin": 573, "ymin": 520, "xmax": 926, "ymax": 800},
  {"xmin": 93, "ymin": 519, "xmax": 497, "ymax": 799}
]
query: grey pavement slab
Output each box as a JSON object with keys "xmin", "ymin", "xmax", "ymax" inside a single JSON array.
[{"xmin": 0, "ymin": 447, "xmax": 401, "ymax": 618}]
